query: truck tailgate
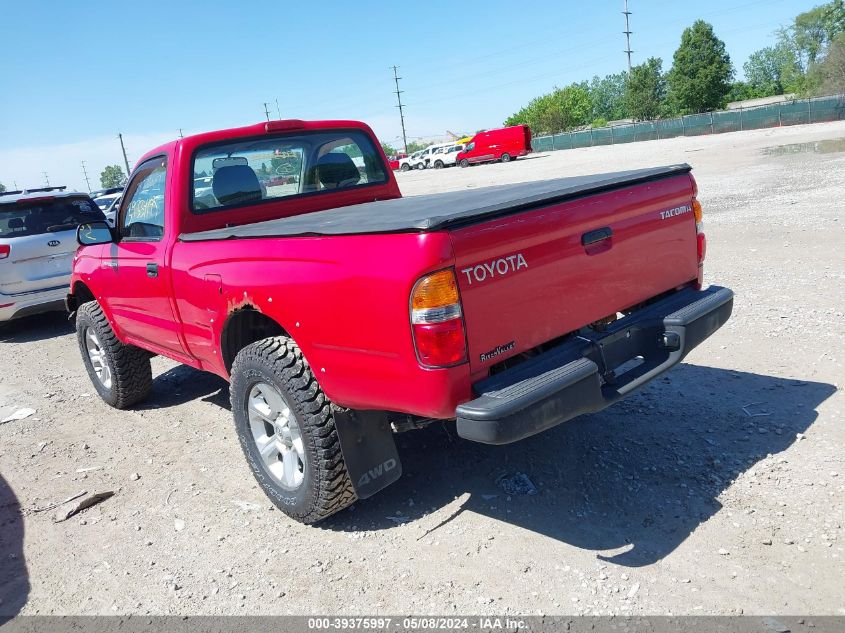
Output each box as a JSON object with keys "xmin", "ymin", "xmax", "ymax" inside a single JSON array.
[{"xmin": 450, "ymin": 173, "xmax": 699, "ymax": 375}]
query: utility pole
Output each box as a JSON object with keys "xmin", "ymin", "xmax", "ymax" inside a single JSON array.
[
  {"xmin": 391, "ymin": 65, "xmax": 409, "ymax": 154},
  {"xmin": 263, "ymin": 102, "xmax": 271, "ymax": 122},
  {"xmin": 275, "ymin": 98, "xmax": 282, "ymax": 120},
  {"xmin": 118, "ymin": 133, "xmax": 131, "ymax": 176},
  {"xmin": 179, "ymin": 129, "xmax": 184, "ymax": 138},
  {"xmin": 623, "ymin": 0, "xmax": 633, "ymax": 74},
  {"xmin": 81, "ymin": 161, "xmax": 92, "ymax": 192},
  {"xmin": 42, "ymin": 171, "xmax": 50, "ymax": 187}
]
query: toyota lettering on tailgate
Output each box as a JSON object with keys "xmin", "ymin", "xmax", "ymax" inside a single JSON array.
[{"xmin": 461, "ymin": 253, "xmax": 527, "ymax": 285}]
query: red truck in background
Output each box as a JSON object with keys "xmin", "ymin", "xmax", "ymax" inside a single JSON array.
[
  {"xmin": 456, "ymin": 124, "xmax": 532, "ymax": 167},
  {"xmin": 387, "ymin": 152, "xmax": 407, "ymax": 170},
  {"xmin": 67, "ymin": 118, "xmax": 733, "ymax": 524}
]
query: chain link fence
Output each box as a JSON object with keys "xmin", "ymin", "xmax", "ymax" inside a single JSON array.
[{"xmin": 530, "ymin": 94, "xmax": 845, "ymax": 153}]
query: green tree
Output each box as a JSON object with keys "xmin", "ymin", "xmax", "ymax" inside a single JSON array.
[
  {"xmin": 0, "ymin": 182, "xmax": 6, "ymax": 194},
  {"xmin": 588, "ymin": 72, "xmax": 629, "ymax": 122},
  {"xmin": 504, "ymin": 83, "xmax": 592, "ymax": 134},
  {"xmin": 405, "ymin": 141, "xmax": 430, "ymax": 154},
  {"xmin": 667, "ymin": 20, "xmax": 734, "ymax": 113},
  {"xmin": 791, "ymin": 0, "xmax": 845, "ymax": 67},
  {"xmin": 810, "ymin": 31, "xmax": 845, "ymax": 93},
  {"xmin": 100, "ymin": 165, "xmax": 126, "ymax": 188},
  {"xmin": 725, "ymin": 81, "xmax": 757, "ymax": 103},
  {"xmin": 380, "ymin": 141, "xmax": 398, "ymax": 156},
  {"xmin": 625, "ymin": 57, "xmax": 666, "ymax": 120},
  {"xmin": 744, "ymin": 43, "xmax": 803, "ymax": 96}
]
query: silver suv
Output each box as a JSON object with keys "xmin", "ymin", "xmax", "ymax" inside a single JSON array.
[{"xmin": 0, "ymin": 187, "xmax": 105, "ymax": 322}]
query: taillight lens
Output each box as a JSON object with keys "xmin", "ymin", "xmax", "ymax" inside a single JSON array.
[
  {"xmin": 0, "ymin": 245, "xmax": 10, "ymax": 260},
  {"xmin": 410, "ymin": 268, "xmax": 468, "ymax": 368},
  {"xmin": 693, "ymin": 196, "xmax": 706, "ymax": 289},
  {"xmin": 693, "ymin": 198, "xmax": 705, "ymax": 264}
]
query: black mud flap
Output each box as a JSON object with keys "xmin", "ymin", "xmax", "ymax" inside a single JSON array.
[{"xmin": 332, "ymin": 408, "xmax": 402, "ymax": 499}]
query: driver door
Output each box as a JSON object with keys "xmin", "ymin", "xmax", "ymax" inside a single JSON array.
[{"xmin": 100, "ymin": 155, "xmax": 185, "ymax": 355}]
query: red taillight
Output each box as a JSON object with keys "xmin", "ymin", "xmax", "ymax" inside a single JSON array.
[
  {"xmin": 412, "ymin": 320, "xmax": 468, "ymax": 367},
  {"xmin": 410, "ymin": 269, "xmax": 468, "ymax": 368},
  {"xmin": 265, "ymin": 119, "xmax": 305, "ymax": 132},
  {"xmin": 693, "ymin": 195, "xmax": 705, "ymax": 288},
  {"xmin": 693, "ymin": 199, "xmax": 705, "ymax": 264},
  {"xmin": 0, "ymin": 244, "xmax": 9, "ymax": 259}
]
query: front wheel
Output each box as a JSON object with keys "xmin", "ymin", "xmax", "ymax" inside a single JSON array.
[
  {"xmin": 416, "ymin": 162, "xmax": 425, "ymax": 170},
  {"xmin": 400, "ymin": 163, "xmax": 410, "ymax": 172},
  {"xmin": 501, "ymin": 153, "xmax": 511, "ymax": 163},
  {"xmin": 460, "ymin": 159, "xmax": 469, "ymax": 168},
  {"xmin": 76, "ymin": 301, "xmax": 152, "ymax": 409},
  {"xmin": 230, "ymin": 337, "xmax": 357, "ymax": 524}
]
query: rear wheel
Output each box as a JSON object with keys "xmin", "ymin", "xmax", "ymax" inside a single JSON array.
[
  {"xmin": 416, "ymin": 162, "xmax": 425, "ymax": 170},
  {"xmin": 230, "ymin": 337, "xmax": 356, "ymax": 524},
  {"xmin": 400, "ymin": 163, "xmax": 410, "ymax": 172},
  {"xmin": 501, "ymin": 153, "xmax": 511, "ymax": 163},
  {"xmin": 460, "ymin": 159, "xmax": 469, "ymax": 168},
  {"xmin": 434, "ymin": 160, "xmax": 444, "ymax": 169},
  {"xmin": 76, "ymin": 301, "xmax": 152, "ymax": 409}
]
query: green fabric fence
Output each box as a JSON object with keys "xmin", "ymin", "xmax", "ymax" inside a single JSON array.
[{"xmin": 531, "ymin": 94, "xmax": 845, "ymax": 153}]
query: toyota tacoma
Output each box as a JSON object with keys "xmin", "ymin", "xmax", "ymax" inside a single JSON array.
[{"xmin": 67, "ymin": 119, "xmax": 733, "ymax": 523}]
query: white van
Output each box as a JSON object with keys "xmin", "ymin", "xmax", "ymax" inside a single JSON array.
[{"xmin": 431, "ymin": 144, "xmax": 465, "ymax": 169}]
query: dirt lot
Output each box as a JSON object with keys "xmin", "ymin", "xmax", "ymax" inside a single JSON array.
[{"xmin": 1, "ymin": 121, "xmax": 843, "ymax": 617}]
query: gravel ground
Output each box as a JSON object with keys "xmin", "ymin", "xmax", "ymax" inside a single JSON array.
[{"xmin": 1, "ymin": 121, "xmax": 843, "ymax": 617}]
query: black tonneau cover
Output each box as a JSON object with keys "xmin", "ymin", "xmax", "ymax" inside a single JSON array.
[{"xmin": 179, "ymin": 164, "xmax": 691, "ymax": 242}]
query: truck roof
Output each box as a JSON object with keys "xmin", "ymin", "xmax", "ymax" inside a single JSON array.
[{"xmin": 136, "ymin": 119, "xmax": 378, "ymax": 168}]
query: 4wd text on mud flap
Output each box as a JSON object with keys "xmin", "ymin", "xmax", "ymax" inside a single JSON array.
[
  {"xmin": 461, "ymin": 253, "xmax": 527, "ymax": 285},
  {"xmin": 357, "ymin": 458, "xmax": 398, "ymax": 488}
]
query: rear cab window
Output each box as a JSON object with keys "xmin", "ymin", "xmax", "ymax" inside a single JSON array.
[
  {"xmin": 0, "ymin": 197, "xmax": 104, "ymax": 238},
  {"xmin": 191, "ymin": 130, "xmax": 387, "ymax": 213}
]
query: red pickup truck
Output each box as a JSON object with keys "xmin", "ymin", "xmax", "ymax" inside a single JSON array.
[{"xmin": 67, "ymin": 119, "xmax": 733, "ymax": 524}]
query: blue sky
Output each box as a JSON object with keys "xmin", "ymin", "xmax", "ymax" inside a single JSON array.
[{"xmin": 0, "ymin": 0, "xmax": 816, "ymax": 190}]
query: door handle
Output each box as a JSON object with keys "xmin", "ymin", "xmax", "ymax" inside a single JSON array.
[
  {"xmin": 146, "ymin": 262, "xmax": 158, "ymax": 278},
  {"xmin": 582, "ymin": 227, "xmax": 613, "ymax": 246}
]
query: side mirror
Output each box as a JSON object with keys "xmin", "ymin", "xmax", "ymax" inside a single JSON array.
[{"xmin": 77, "ymin": 221, "xmax": 114, "ymax": 246}]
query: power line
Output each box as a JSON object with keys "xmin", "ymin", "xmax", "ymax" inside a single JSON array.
[
  {"xmin": 391, "ymin": 65, "xmax": 409, "ymax": 154},
  {"xmin": 81, "ymin": 161, "xmax": 92, "ymax": 192},
  {"xmin": 118, "ymin": 133, "xmax": 131, "ymax": 176},
  {"xmin": 275, "ymin": 98, "xmax": 282, "ymax": 120},
  {"xmin": 623, "ymin": 0, "xmax": 634, "ymax": 74},
  {"xmin": 42, "ymin": 171, "xmax": 50, "ymax": 187}
]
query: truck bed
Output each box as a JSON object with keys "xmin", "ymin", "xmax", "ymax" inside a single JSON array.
[{"xmin": 179, "ymin": 164, "xmax": 691, "ymax": 241}]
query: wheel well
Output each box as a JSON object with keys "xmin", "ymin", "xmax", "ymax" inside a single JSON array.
[
  {"xmin": 73, "ymin": 281, "xmax": 96, "ymax": 305},
  {"xmin": 221, "ymin": 308, "xmax": 287, "ymax": 373}
]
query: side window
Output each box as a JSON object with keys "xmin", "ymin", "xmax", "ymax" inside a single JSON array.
[{"xmin": 119, "ymin": 157, "xmax": 167, "ymax": 241}]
